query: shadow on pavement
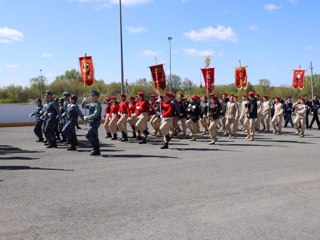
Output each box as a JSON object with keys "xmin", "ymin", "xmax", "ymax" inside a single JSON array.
[
  {"xmin": 0, "ymin": 156, "xmax": 40, "ymax": 160},
  {"xmin": 0, "ymin": 145, "xmax": 44, "ymax": 155},
  {"xmin": 101, "ymin": 154, "xmax": 179, "ymax": 159},
  {"xmin": 77, "ymin": 149, "xmax": 124, "ymax": 153},
  {"xmin": 0, "ymin": 166, "xmax": 74, "ymax": 171}
]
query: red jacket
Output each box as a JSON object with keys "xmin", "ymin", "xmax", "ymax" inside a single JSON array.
[
  {"xmin": 129, "ymin": 101, "xmax": 137, "ymax": 114},
  {"xmin": 119, "ymin": 100, "xmax": 131, "ymax": 117},
  {"xmin": 161, "ymin": 101, "xmax": 173, "ymax": 118},
  {"xmin": 136, "ymin": 100, "xmax": 157, "ymax": 115},
  {"xmin": 103, "ymin": 103, "xmax": 111, "ymax": 119},
  {"xmin": 109, "ymin": 102, "xmax": 119, "ymax": 118}
]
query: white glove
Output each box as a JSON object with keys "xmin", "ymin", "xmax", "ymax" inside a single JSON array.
[
  {"xmin": 29, "ymin": 113, "xmax": 32, "ymax": 117},
  {"xmin": 84, "ymin": 116, "xmax": 89, "ymax": 121}
]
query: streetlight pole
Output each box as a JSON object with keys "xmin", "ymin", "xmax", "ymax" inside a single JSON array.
[
  {"xmin": 168, "ymin": 36, "xmax": 172, "ymax": 92},
  {"xmin": 119, "ymin": 0, "xmax": 125, "ymax": 94},
  {"xmin": 310, "ymin": 61, "xmax": 314, "ymax": 99}
]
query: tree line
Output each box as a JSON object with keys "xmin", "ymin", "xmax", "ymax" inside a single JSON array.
[{"xmin": 0, "ymin": 69, "xmax": 319, "ymax": 103}]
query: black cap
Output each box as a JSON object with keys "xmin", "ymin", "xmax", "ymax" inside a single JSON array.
[
  {"xmin": 91, "ymin": 90, "xmax": 100, "ymax": 96},
  {"xmin": 63, "ymin": 91, "xmax": 71, "ymax": 97},
  {"xmin": 45, "ymin": 91, "xmax": 53, "ymax": 96},
  {"xmin": 71, "ymin": 95, "xmax": 78, "ymax": 101}
]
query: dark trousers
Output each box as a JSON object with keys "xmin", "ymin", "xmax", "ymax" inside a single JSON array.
[
  {"xmin": 44, "ymin": 120, "xmax": 56, "ymax": 143},
  {"xmin": 306, "ymin": 113, "xmax": 310, "ymax": 129},
  {"xmin": 34, "ymin": 120, "xmax": 43, "ymax": 140},
  {"xmin": 309, "ymin": 113, "xmax": 320, "ymax": 129},
  {"xmin": 86, "ymin": 122, "xmax": 100, "ymax": 150},
  {"xmin": 62, "ymin": 121, "xmax": 77, "ymax": 145},
  {"xmin": 284, "ymin": 114, "xmax": 293, "ymax": 127}
]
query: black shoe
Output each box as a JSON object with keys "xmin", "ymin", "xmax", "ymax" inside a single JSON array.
[
  {"xmin": 67, "ymin": 146, "xmax": 77, "ymax": 151},
  {"xmin": 139, "ymin": 138, "xmax": 147, "ymax": 144},
  {"xmin": 76, "ymin": 126, "xmax": 81, "ymax": 129},
  {"xmin": 46, "ymin": 143, "xmax": 57, "ymax": 148},
  {"xmin": 44, "ymin": 142, "xmax": 50, "ymax": 146},
  {"xmin": 111, "ymin": 134, "xmax": 118, "ymax": 140},
  {"xmin": 90, "ymin": 150, "xmax": 101, "ymax": 156},
  {"xmin": 105, "ymin": 132, "xmax": 112, "ymax": 138},
  {"xmin": 60, "ymin": 139, "xmax": 67, "ymax": 143},
  {"xmin": 131, "ymin": 132, "xmax": 137, "ymax": 138},
  {"xmin": 136, "ymin": 136, "xmax": 143, "ymax": 140},
  {"xmin": 36, "ymin": 138, "xmax": 44, "ymax": 142},
  {"xmin": 161, "ymin": 143, "xmax": 168, "ymax": 149}
]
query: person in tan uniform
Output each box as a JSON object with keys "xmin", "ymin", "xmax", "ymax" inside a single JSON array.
[
  {"xmin": 225, "ymin": 94, "xmax": 239, "ymax": 138},
  {"xmin": 239, "ymin": 94, "xmax": 248, "ymax": 131},
  {"xmin": 271, "ymin": 97, "xmax": 284, "ymax": 135},
  {"xmin": 261, "ymin": 95, "xmax": 271, "ymax": 132},
  {"xmin": 127, "ymin": 95, "xmax": 140, "ymax": 139},
  {"xmin": 233, "ymin": 95, "xmax": 240, "ymax": 133},
  {"xmin": 208, "ymin": 94, "xmax": 221, "ymax": 145},
  {"xmin": 159, "ymin": 92, "xmax": 174, "ymax": 149},
  {"xmin": 150, "ymin": 97, "xmax": 162, "ymax": 137},
  {"xmin": 108, "ymin": 96, "xmax": 120, "ymax": 140},
  {"xmin": 293, "ymin": 97, "xmax": 307, "ymax": 137},
  {"xmin": 255, "ymin": 94, "xmax": 262, "ymax": 132}
]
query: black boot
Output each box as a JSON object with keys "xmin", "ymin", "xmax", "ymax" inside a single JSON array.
[
  {"xmin": 161, "ymin": 142, "xmax": 168, "ymax": 149},
  {"xmin": 111, "ymin": 133, "xmax": 118, "ymax": 140},
  {"xmin": 67, "ymin": 143, "xmax": 77, "ymax": 151},
  {"xmin": 139, "ymin": 137, "xmax": 147, "ymax": 144},
  {"xmin": 105, "ymin": 132, "xmax": 112, "ymax": 138},
  {"xmin": 60, "ymin": 136, "xmax": 67, "ymax": 143},
  {"xmin": 121, "ymin": 132, "xmax": 128, "ymax": 142},
  {"xmin": 136, "ymin": 131, "xmax": 143, "ymax": 140},
  {"xmin": 47, "ymin": 141, "xmax": 57, "ymax": 148},
  {"xmin": 90, "ymin": 148, "xmax": 101, "ymax": 156},
  {"xmin": 36, "ymin": 137, "xmax": 44, "ymax": 142}
]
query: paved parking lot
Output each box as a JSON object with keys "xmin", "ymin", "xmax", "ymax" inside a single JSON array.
[{"xmin": 1, "ymin": 126, "xmax": 320, "ymax": 240}]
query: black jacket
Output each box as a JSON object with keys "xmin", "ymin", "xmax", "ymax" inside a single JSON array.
[{"xmin": 247, "ymin": 97, "xmax": 257, "ymax": 119}]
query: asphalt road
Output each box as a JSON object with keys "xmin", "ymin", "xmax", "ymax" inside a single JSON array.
[{"xmin": 1, "ymin": 125, "xmax": 320, "ymax": 240}]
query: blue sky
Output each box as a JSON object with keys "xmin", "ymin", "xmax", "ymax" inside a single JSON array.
[{"xmin": 0, "ymin": 0, "xmax": 319, "ymax": 88}]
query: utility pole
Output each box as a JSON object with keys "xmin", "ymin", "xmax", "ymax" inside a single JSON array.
[
  {"xmin": 168, "ymin": 36, "xmax": 172, "ymax": 92},
  {"xmin": 119, "ymin": 0, "xmax": 125, "ymax": 93},
  {"xmin": 310, "ymin": 61, "xmax": 314, "ymax": 99}
]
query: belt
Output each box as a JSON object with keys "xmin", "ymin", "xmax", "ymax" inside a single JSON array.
[{"xmin": 121, "ymin": 112, "xmax": 127, "ymax": 114}]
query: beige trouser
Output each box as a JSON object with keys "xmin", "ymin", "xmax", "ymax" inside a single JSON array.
[
  {"xmin": 225, "ymin": 118, "xmax": 235, "ymax": 136},
  {"xmin": 135, "ymin": 112, "xmax": 149, "ymax": 132},
  {"xmin": 117, "ymin": 114, "xmax": 128, "ymax": 133},
  {"xmin": 150, "ymin": 115, "xmax": 157, "ymax": 132},
  {"xmin": 239, "ymin": 113, "xmax": 246, "ymax": 126},
  {"xmin": 255, "ymin": 114, "xmax": 261, "ymax": 131},
  {"xmin": 160, "ymin": 117, "xmax": 173, "ymax": 141},
  {"xmin": 103, "ymin": 114, "xmax": 111, "ymax": 134},
  {"xmin": 272, "ymin": 115, "xmax": 283, "ymax": 133},
  {"xmin": 221, "ymin": 116, "xmax": 226, "ymax": 132},
  {"xmin": 200, "ymin": 116, "xmax": 209, "ymax": 132},
  {"xmin": 170, "ymin": 116, "xmax": 180, "ymax": 135},
  {"xmin": 152, "ymin": 116, "xmax": 161, "ymax": 134},
  {"xmin": 294, "ymin": 116, "xmax": 305, "ymax": 135},
  {"xmin": 244, "ymin": 117, "xmax": 256, "ymax": 139},
  {"xmin": 109, "ymin": 113, "xmax": 119, "ymax": 134},
  {"xmin": 234, "ymin": 118, "xmax": 240, "ymax": 134},
  {"xmin": 178, "ymin": 118, "xmax": 187, "ymax": 135},
  {"xmin": 208, "ymin": 118, "xmax": 219, "ymax": 142},
  {"xmin": 186, "ymin": 119, "xmax": 197, "ymax": 137},
  {"xmin": 127, "ymin": 114, "xmax": 138, "ymax": 127},
  {"xmin": 261, "ymin": 113, "xmax": 270, "ymax": 130}
]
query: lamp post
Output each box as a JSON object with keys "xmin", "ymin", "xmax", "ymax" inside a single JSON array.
[
  {"xmin": 119, "ymin": 0, "xmax": 125, "ymax": 94},
  {"xmin": 168, "ymin": 36, "xmax": 172, "ymax": 92}
]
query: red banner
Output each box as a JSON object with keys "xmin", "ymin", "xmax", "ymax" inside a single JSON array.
[
  {"xmin": 235, "ymin": 67, "xmax": 248, "ymax": 89},
  {"xmin": 292, "ymin": 69, "xmax": 305, "ymax": 90},
  {"xmin": 79, "ymin": 56, "xmax": 95, "ymax": 86},
  {"xmin": 201, "ymin": 67, "xmax": 215, "ymax": 92},
  {"xmin": 150, "ymin": 64, "xmax": 166, "ymax": 90}
]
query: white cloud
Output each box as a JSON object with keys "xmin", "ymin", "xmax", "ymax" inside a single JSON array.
[
  {"xmin": 126, "ymin": 26, "xmax": 148, "ymax": 33},
  {"xmin": 306, "ymin": 46, "xmax": 316, "ymax": 52},
  {"xmin": 289, "ymin": 0, "xmax": 299, "ymax": 4},
  {"xmin": 110, "ymin": 0, "xmax": 152, "ymax": 7},
  {"xmin": 42, "ymin": 53, "xmax": 53, "ymax": 58},
  {"xmin": 264, "ymin": 4, "xmax": 281, "ymax": 13},
  {"xmin": 0, "ymin": 27, "xmax": 23, "ymax": 43},
  {"xmin": 5, "ymin": 64, "xmax": 21, "ymax": 69},
  {"xmin": 184, "ymin": 48, "xmax": 214, "ymax": 57},
  {"xmin": 184, "ymin": 25, "xmax": 237, "ymax": 42},
  {"xmin": 249, "ymin": 24, "xmax": 259, "ymax": 31},
  {"xmin": 140, "ymin": 49, "xmax": 160, "ymax": 57}
]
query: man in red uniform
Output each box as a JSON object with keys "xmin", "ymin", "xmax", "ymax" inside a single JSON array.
[
  {"xmin": 108, "ymin": 96, "xmax": 120, "ymax": 140},
  {"xmin": 159, "ymin": 92, "xmax": 174, "ymax": 149},
  {"xmin": 103, "ymin": 97, "xmax": 112, "ymax": 138},
  {"xmin": 117, "ymin": 94, "xmax": 131, "ymax": 142},
  {"xmin": 135, "ymin": 92, "xmax": 157, "ymax": 144},
  {"xmin": 127, "ymin": 96, "xmax": 138, "ymax": 138}
]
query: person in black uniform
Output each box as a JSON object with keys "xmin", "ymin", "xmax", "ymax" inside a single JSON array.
[
  {"xmin": 244, "ymin": 91, "xmax": 258, "ymax": 141},
  {"xmin": 309, "ymin": 95, "xmax": 320, "ymax": 129},
  {"xmin": 186, "ymin": 96, "xmax": 201, "ymax": 141},
  {"xmin": 62, "ymin": 95, "xmax": 84, "ymax": 151},
  {"xmin": 42, "ymin": 92, "xmax": 61, "ymax": 148},
  {"xmin": 305, "ymin": 96, "xmax": 312, "ymax": 129},
  {"xmin": 83, "ymin": 90, "xmax": 102, "ymax": 156},
  {"xmin": 29, "ymin": 97, "xmax": 44, "ymax": 142},
  {"xmin": 208, "ymin": 94, "xmax": 222, "ymax": 145},
  {"xmin": 283, "ymin": 96, "xmax": 294, "ymax": 128}
]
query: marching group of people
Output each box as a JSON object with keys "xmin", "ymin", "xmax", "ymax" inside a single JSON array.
[{"xmin": 29, "ymin": 90, "xmax": 320, "ymax": 156}]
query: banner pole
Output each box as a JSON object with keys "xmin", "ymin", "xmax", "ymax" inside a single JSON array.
[{"xmin": 310, "ymin": 61, "xmax": 314, "ymax": 99}]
